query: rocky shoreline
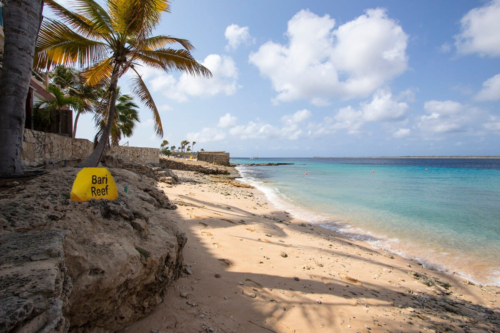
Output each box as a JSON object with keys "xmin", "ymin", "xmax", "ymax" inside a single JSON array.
[{"xmin": 1, "ymin": 159, "xmax": 499, "ymax": 333}]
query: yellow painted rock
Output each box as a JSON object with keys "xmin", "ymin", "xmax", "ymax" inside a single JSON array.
[{"xmin": 71, "ymin": 167, "xmax": 118, "ymax": 202}]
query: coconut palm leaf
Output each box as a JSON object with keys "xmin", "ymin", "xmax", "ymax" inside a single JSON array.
[
  {"xmin": 44, "ymin": 0, "xmax": 104, "ymax": 38},
  {"xmin": 82, "ymin": 57, "xmax": 114, "ymax": 86},
  {"xmin": 72, "ymin": 0, "xmax": 113, "ymax": 35},
  {"xmin": 130, "ymin": 68, "xmax": 163, "ymax": 136},
  {"xmin": 35, "ymin": 19, "xmax": 108, "ymax": 69},
  {"xmin": 139, "ymin": 48, "xmax": 211, "ymax": 77},
  {"xmin": 142, "ymin": 35, "xmax": 194, "ymax": 51}
]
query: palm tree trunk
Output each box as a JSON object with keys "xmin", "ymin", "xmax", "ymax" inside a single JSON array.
[
  {"xmin": 73, "ymin": 110, "xmax": 81, "ymax": 138},
  {"xmin": 77, "ymin": 63, "xmax": 121, "ymax": 168},
  {"xmin": 0, "ymin": 0, "xmax": 44, "ymax": 176}
]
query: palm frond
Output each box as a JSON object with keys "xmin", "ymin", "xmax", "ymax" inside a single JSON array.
[
  {"xmin": 139, "ymin": 48, "xmax": 212, "ymax": 77},
  {"xmin": 143, "ymin": 35, "xmax": 194, "ymax": 51},
  {"xmin": 111, "ymin": 0, "xmax": 169, "ymax": 39},
  {"xmin": 44, "ymin": 0, "xmax": 106, "ymax": 38},
  {"xmin": 35, "ymin": 18, "xmax": 109, "ymax": 70},
  {"xmin": 81, "ymin": 57, "xmax": 114, "ymax": 86},
  {"xmin": 72, "ymin": 0, "xmax": 113, "ymax": 35},
  {"xmin": 130, "ymin": 68, "xmax": 163, "ymax": 137}
]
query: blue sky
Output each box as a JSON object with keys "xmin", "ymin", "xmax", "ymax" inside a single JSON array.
[{"xmin": 55, "ymin": 0, "xmax": 500, "ymax": 157}]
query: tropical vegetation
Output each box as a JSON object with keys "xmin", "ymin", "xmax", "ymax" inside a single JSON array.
[{"xmin": 34, "ymin": 0, "xmax": 211, "ymax": 167}]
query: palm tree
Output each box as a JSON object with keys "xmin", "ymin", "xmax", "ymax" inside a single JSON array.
[
  {"xmin": 94, "ymin": 88, "xmax": 140, "ymax": 146},
  {"xmin": 113, "ymin": 93, "xmax": 140, "ymax": 145},
  {"xmin": 180, "ymin": 140, "xmax": 189, "ymax": 152},
  {"xmin": 186, "ymin": 146, "xmax": 191, "ymax": 152},
  {"xmin": 170, "ymin": 145, "xmax": 176, "ymax": 151},
  {"xmin": 51, "ymin": 66, "xmax": 106, "ymax": 138},
  {"xmin": 0, "ymin": 0, "xmax": 44, "ymax": 176},
  {"xmin": 161, "ymin": 139, "xmax": 169, "ymax": 148},
  {"xmin": 33, "ymin": 85, "xmax": 82, "ymax": 133},
  {"xmin": 192, "ymin": 141, "xmax": 196, "ymax": 151},
  {"xmin": 35, "ymin": 0, "xmax": 211, "ymax": 167}
]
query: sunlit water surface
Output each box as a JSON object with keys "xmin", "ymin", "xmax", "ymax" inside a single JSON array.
[{"xmin": 233, "ymin": 158, "xmax": 500, "ymax": 286}]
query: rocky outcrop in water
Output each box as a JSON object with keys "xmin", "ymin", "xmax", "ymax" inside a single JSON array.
[{"xmin": 0, "ymin": 168, "xmax": 185, "ymax": 332}]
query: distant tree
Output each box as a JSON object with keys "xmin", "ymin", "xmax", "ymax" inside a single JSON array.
[
  {"xmin": 186, "ymin": 146, "xmax": 191, "ymax": 152},
  {"xmin": 160, "ymin": 147, "xmax": 171, "ymax": 156},
  {"xmin": 192, "ymin": 141, "xmax": 196, "ymax": 151},
  {"xmin": 200, "ymin": 148, "xmax": 205, "ymax": 152},
  {"xmin": 171, "ymin": 145, "xmax": 176, "ymax": 151},
  {"xmin": 180, "ymin": 140, "xmax": 189, "ymax": 152},
  {"xmin": 161, "ymin": 140, "xmax": 169, "ymax": 148}
]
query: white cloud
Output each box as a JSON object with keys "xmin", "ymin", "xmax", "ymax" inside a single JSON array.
[
  {"xmin": 484, "ymin": 116, "xmax": 500, "ymax": 132},
  {"xmin": 439, "ymin": 43, "xmax": 452, "ymax": 53},
  {"xmin": 331, "ymin": 106, "xmax": 364, "ymax": 134},
  {"xmin": 280, "ymin": 109, "xmax": 312, "ymax": 140},
  {"xmin": 475, "ymin": 73, "xmax": 500, "ymax": 101},
  {"xmin": 146, "ymin": 54, "xmax": 240, "ymax": 102},
  {"xmin": 419, "ymin": 100, "xmax": 475, "ymax": 134},
  {"xmin": 218, "ymin": 113, "xmax": 237, "ymax": 128},
  {"xmin": 455, "ymin": 0, "xmax": 500, "ymax": 57},
  {"xmin": 159, "ymin": 104, "xmax": 172, "ymax": 112},
  {"xmin": 187, "ymin": 127, "xmax": 226, "ymax": 143},
  {"xmin": 249, "ymin": 8, "xmax": 408, "ymax": 104},
  {"xmin": 424, "ymin": 100, "xmax": 463, "ymax": 115},
  {"xmin": 229, "ymin": 109, "xmax": 313, "ymax": 140},
  {"xmin": 327, "ymin": 89, "xmax": 408, "ymax": 134},
  {"xmin": 229, "ymin": 122, "xmax": 279, "ymax": 140},
  {"xmin": 393, "ymin": 128, "xmax": 410, "ymax": 138},
  {"xmin": 362, "ymin": 89, "xmax": 408, "ymax": 122},
  {"xmin": 225, "ymin": 24, "xmax": 254, "ymax": 51}
]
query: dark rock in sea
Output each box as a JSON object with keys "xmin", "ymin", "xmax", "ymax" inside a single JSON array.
[{"xmin": 243, "ymin": 163, "xmax": 295, "ymax": 167}]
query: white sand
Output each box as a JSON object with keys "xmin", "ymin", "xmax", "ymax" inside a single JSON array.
[{"xmin": 123, "ymin": 170, "xmax": 500, "ymax": 333}]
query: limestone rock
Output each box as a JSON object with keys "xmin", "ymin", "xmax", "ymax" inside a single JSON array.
[
  {"xmin": 0, "ymin": 168, "xmax": 186, "ymax": 332},
  {"xmin": 0, "ymin": 231, "xmax": 71, "ymax": 333}
]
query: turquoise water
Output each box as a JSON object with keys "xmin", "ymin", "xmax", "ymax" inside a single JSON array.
[{"xmin": 233, "ymin": 158, "xmax": 500, "ymax": 286}]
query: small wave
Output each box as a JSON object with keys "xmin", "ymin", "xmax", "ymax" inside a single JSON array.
[{"xmin": 235, "ymin": 166, "xmax": 500, "ymax": 287}]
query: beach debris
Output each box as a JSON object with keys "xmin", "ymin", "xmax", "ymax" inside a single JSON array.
[
  {"xmin": 316, "ymin": 300, "xmax": 322, "ymax": 304},
  {"xmin": 212, "ymin": 242, "xmax": 224, "ymax": 249},
  {"xmin": 180, "ymin": 292, "xmax": 188, "ymax": 298},
  {"xmin": 218, "ymin": 258, "xmax": 233, "ymax": 267},
  {"xmin": 299, "ymin": 223, "xmax": 307, "ymax": 227},
  {"xmin": 280, "ymin": 252, "xmax": 288, "ymax": 258},
  {"xmin": 339, "ymin": 273, "xmax": 361, "ymax": 285},
  {"xmin": 294, "ymin": 277, "xmax": 300, "ymax": 281},
  {"xmin": 265, "ymin": 233, "xmax": 272, "ymax": 237},
  {"xmin": 201, "ymin": 231, "xmax": 213, "ymax": 237},
  {"xmin": 184, "ymin": 268, "xmax": 193, "ymax": 275},
  {"xmin": 384, "ymin": 253, "xmax": 395, "ymax": 259},
  {"xmin": 214, "ymin": 273, "xmax": 221, "ymax": 278}
]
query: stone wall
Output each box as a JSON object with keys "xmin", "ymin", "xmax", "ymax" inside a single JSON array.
[
  {"xmin": 197, "ymin": 151, "xmax": 230, "ymax": 166},
  {"xmin": 22, "ymin": 129, "xmax": 93, "ymax": 167},
  {"xmin": 22, "ymin": 129, "xmax": 160, "ymax": 167},
  {"xmin": 107, "ymin": 146, "xmax": 159, "ymax": 165}
]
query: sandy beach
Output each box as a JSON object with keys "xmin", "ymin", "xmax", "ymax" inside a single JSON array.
[{"xmin": 122, "ymin": 168, "xmax": 500, "ymax": 333}]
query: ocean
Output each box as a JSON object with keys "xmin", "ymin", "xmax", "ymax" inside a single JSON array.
[{"xmin": 233, "ymin": 158, "xmax": 500, "ymax": 286}]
